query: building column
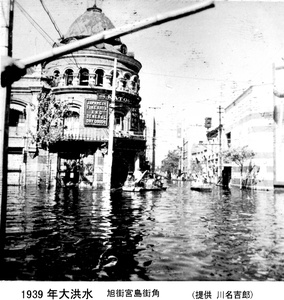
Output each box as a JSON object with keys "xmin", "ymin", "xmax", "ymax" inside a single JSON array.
[{"xmin": 93, "ymin": 149, "xmax": 105, "ymax": 189}]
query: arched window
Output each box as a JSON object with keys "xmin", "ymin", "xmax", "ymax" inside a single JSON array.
[
  {"xmin": 95, "ymin": 69, "xmax": 104, "ymax": 86},
  {"xmin": 110, "ymin": 70, "xmax": 120, "ymax": 86},
  {"xmin": 124, "ymin": 73, "xmax": 131, "ymax": 80},
  {"xmin": 53, "ymin": 70, "xmax": 60, "ymax": 86},
  {"xmin": 124, "ymin": 73, "xmax": 131, "ymax": 89},
  {"xmin": 64, "ymin": 110, "xmax": 80, "ymax": 135},
  {"xmin": 130, "ymin": 75, "xmax": 138, "ymax": 92},
  {"xmin": 79, "ymin": 68, "xmax": 89, "ymax": 86},
  {"xmin": 53, "ymin": 69, "xmax": 60, "ymax": 79},
  {"xmin": 65, "ymin": 69, "xmax": 73, "ymax": 86},
  {"xmin": 9, "ymin": 105, "xmax": 26, "ymax": 127}
]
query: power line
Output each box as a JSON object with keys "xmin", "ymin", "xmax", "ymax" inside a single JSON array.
[
  {"xmin": 39, "ymin": 0, "xmax": 63, "ymax": 39},
  {"xmin": 16, "ymin": 1, "xmax": 81, "ymax": 70},
  {"xmin": 15, "ymin": 1, "xmax": 55, "ymax": 45},
  {"xmin": 140, "ymin": 70, "xmax": 254, "ymax": 84}
]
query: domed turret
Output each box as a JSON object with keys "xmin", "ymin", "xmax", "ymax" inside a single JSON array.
[{"xmin": 61, "ymin": 4, "xmax": 121, "ymax": 45}]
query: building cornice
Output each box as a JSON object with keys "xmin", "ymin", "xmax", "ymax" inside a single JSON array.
[{"xmin": 45, "ymin": 48, "xmax": 142, "ymax": 73}]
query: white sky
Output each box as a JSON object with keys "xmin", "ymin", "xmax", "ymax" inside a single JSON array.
[{"xmin": 11, "ymin": 0, "xmax": 284, "ymax": 164}]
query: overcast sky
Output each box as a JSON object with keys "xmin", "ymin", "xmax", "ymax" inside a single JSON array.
[{"xmin": 11, "ymin": 0, "xmax": 284, "ymax": 163}]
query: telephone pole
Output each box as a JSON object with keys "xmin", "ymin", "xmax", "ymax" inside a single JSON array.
[
  {"xmin": 0, "ymin": 0, "xmax": 14, "ymax": 255},
  {"xmin": 148, "ymin": 107, "xmax": 160, "ymax": 174},
  {"xmin": 105, "ymin": 58, "xmax": 117, "ymax": 189},
  {"xmin": 152, "ymin": 117, "xmax": 156, "ymax": 173},
  {"xmin": 218, "ymin": 105, "xmax": 223, "ymax": 178}
]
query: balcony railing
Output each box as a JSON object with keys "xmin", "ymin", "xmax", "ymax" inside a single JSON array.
[
  {"xmin": 60, "ymin": 128, "xmax": 145, "ymax": 142},
  {"xmin": 62, "ymin": 127, "xmax": 109, "ymax": 141},
  {"xmin": 114, "ymin": 130, "xmax": 145, "ymax": 140}
]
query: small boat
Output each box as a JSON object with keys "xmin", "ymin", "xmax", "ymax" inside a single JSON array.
[
  {"xmin": 141, "ymin": 186, "xmax": 167, "ymax": 192},
  {"xmin": 122, "ymin": 184, "xmax": 167, "ymax": 192},
  {"xmin": 122, "ymin": 185, "xmax": 144, "ymax": 192},
  {"xmin": 122, "ymin": 179, "xmax": 167, "ymax": 192},
  {"xmin": 190, "ymin": 182, "xmax": 212, "ymax": 192}
]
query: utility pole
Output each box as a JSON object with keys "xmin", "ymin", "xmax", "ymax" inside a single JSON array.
[
  {"xmin": 218, "ymin": 105, "xmax": 223, "ymax": 179},
  {"xmin": 0, "ymin": 0, "xmax": 14, "ymax": 255},
  {"xmin": 148, "ymin": 107, "xmax": 161, "ymax": 174},
  {"xmin": 152, "ymin": 117, "xmax": 156, "ymax": 174},
  {"xmin": 105, "ymin": 58, "xmax": 117, "ymax": 189}
]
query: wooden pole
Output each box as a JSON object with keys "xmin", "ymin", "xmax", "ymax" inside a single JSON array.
[
  {"xmin": 0, "ymin": 0, "xmax": 14, "ymax": 255},
  {"xmin": 105, "ymin": 58, "xmax": 117, "ymax": 189},
  {"xmin": 19, "ymin": 0, "xmax": 214, "ymax": 69},
  {"xmin": 152, "ymin": 117, "xmax": 156, "ymax": 174},
  {"xmin": 218, "ymin": 105, "xmax": 222, "ymax": 179}
]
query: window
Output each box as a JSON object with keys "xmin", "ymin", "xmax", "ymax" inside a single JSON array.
[
  {"xmin": 9, "ymin": 109, "xmax": 26, "ymax": 127},
  {"xmin": 65, "ymin": 69, "xmax": 73, "ymax": 86},
  {"xmin": 226, "ymin": 132, "xmax": 231, "ymax": 147},
  {"xmin": 53, "ymin": 70, "xmax": 60, "ymax": 79},
  {"xmin": 95, "ymin": 69, "xmax": 104, "ymax": 86},
  {"xmin": 124, "ymin": 73, "xmax": 130, "ymax": 89},
  {"xmin": 64, "ymin": 111, "xmax": 80, "ymax": 131},
  {"xmin": 110, "ymin": 70, "xmax": 119, "ymax": 86},
  {"xmin": 120, "ymin": 44, "xmax": 127, "ymax": 54},
  {"xmin": 79, "ymin": 68, "xmax": 89, "ymax": 86}
]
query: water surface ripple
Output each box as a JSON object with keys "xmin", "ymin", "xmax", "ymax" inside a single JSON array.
[{"xmin": 1, "ymin": 182, "xmax": 284, "ymax": 281}]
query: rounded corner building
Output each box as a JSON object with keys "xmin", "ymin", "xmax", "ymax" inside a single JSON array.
[{"xmin": 10, "ymin": 3, "xmax": 147, "ymax": 189}]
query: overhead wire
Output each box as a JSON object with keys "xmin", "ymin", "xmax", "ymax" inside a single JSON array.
[
  {"xmin": 39, "ymin": 0, "xmax": 63, "ymax": 39},
  {"xmin": 16, "ymin": 0, "xmax": 81, "ymax": 71},
  {"xmin": 139, "ymin": 70, "xmax": 272, "ymax": 85},
  {"xmin": 15, "ymin": 0, "xmax": 54, "ymax": 46}
]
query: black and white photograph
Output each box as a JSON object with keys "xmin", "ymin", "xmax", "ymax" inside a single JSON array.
[{"xmin": 1, "ymin": 0, "xmax": 284, "ymax": 297}]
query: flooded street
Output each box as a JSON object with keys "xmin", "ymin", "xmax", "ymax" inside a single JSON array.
[{"xmin": 1, "ymin": 182, "xmax": 284, "ymax": 281}]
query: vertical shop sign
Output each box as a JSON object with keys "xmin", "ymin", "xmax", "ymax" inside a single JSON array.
[
  {"xmin": 130, "ymin": 108, "xmax": 139, "ymax": 131},
  {"xmin": 84, "ymin": 98, "xmax": 109, "ymax": 127}
]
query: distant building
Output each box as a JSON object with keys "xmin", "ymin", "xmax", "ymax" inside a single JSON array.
[
  {"xmin": 9, "ymin": 4, "xmax": 146, "ymax": 188},
  {"xmin": 224, "ymin": 84, "xmax": 274, "ymax": 190},
  {"xmin": 189, "ymin": 82, "xmax": 281, "ymax": 190}
]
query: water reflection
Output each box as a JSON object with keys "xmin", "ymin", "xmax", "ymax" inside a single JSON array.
[{"xmin": 1, "ymin": 182, "xmax": 284, "ymax": 281}]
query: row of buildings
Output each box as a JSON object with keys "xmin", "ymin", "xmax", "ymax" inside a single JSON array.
[
  {"xmin": 182, "ymin": 66, "xmax": 284, "ymax": 190},
  {"xmin": 7, "ymin": 4, "xmax": 147, "ymax": 189},
  {"xmin": 6, "ymin": 4, "xmax": 284, "ymax": 191}
]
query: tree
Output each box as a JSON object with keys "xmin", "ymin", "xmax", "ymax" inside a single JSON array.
[
  {"xmin": 32, "ymin": 87, "xmax": 69, "ymax": 149},
  {"xmin": 190, "ymin": 158, "xmax": 203, "ymax": 177},
  {"xmin": 222, "ymin": 146, "xmax": 255, "ymax": 189},
  {"xmin": 30, "ymin": 87, "xmax": 69, "ymax": 187},
  {"xmin": 161, "ymin": 149, "xmax": 180, "ymax": 177}
]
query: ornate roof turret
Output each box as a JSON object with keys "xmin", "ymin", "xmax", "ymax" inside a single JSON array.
[{"xmin": 62, "ymin": 4, "xmax": 121, "ymax": 45}]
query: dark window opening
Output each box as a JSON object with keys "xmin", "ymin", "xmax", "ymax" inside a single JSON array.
[
  {"xmin": 226, "ymin": 132, "xmax": 231, "ymax": 147},
  {"xmin": 9, "ymin": 109, "xmax": 26, "ymax": 127},
  {"xmin": 79, "ymin": 68, "xmax": 89, "ymax": 86},
  {"xmin": 65, "ymin": 69, "xmax": 73, "ymax": 86},
  {"xmin": 95, "ymin": 69, "xmax": 104, "ymax": 86}
]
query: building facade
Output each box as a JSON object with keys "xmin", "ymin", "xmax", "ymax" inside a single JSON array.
[
  {"xmin": 224, "ymin": 84, "xmax": 274, "ymax": 190},
  {"xmin": 9, "ymin": 4, "xmax": 146, "ymax": 189},
  {"xmin": 189, "ymin": 83, "xmax": 277, "ymax": 190}
]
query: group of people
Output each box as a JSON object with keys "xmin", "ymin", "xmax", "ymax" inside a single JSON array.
[
  {"xmin": 125, "ymin": 169, "xmax": 164, "ymax": 189},
  {"xmin": 61, "ymin": 159, "xmax": 82, "ymax": 187}
]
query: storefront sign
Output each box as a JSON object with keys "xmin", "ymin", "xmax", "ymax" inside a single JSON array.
[
  {"xmin": 130, "ymin": 108, "xmax": 139, "ymax": 131},
  {"xmin": 84, "ymin": 98, "xmax": 109, "ymax": 127}
]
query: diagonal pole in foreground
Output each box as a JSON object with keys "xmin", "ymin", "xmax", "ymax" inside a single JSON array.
[{"xmin": 19, "ymin": 0, "xmax": 215, "ymax": 68}]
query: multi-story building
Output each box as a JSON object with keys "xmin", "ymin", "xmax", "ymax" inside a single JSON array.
[
  {"xmin": 189, "ymin": 83, "xmax": 277, "ymax": 189},
  {"xmin": 9, "ymin": 4, "xmax": 146, "ymax": 189},
  {"xmin": 223, "ymin": 84, "xmax": 274, "ymax": 190}
]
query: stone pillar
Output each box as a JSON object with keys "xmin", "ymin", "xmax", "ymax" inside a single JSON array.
[
  {"xmin": 134, "ymin": 155, "xmax": 140, "ymax": 172},
  {"xmin": 93, "ymin": 149, "xmax": 105, "ymax": 189}
]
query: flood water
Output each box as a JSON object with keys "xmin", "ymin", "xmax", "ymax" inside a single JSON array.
[{"xmin": 1, "ymin": 181, "xmax": 284, "ymax": 281}]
